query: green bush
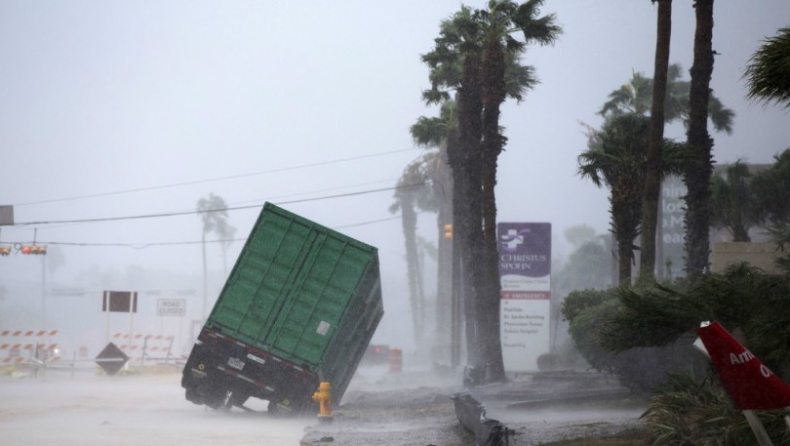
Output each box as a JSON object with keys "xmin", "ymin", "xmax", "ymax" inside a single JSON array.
[
  {"xmin": 643, "ymin": 373, "xmax": 790, "ymax": 446},
  {"xmin": 562, "ymin": 287, "xmax": 706, "ymax": 392},
  {"xmin": 562, "ymin": 265, "xmax": 790, "ymax": 390}
]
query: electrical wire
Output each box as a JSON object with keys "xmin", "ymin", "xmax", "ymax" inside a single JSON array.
[
  {"xmin": 9, "ymin": 182, "xmax": 426, "ymax": 227},
  {"xmin": 1, "ymin": 213, "xmax": 418, "ymax": 249},
  {"xmin": 14, "ymin": 148, "xmax": 421, "ymax": 207}
]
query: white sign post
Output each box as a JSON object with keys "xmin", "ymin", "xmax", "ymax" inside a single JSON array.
[{"xmin": 498, "ymin": 222, "xmax": 552, "ymax": 372}]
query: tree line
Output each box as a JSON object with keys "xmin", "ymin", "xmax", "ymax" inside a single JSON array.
[{"xmin": 395, "ymin": 0, "xmax": 790, "ymax": 385}]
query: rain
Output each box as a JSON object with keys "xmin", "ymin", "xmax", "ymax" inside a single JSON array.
[{"xmin": 2, "ymin": 1, "xmax": 790, "ymax": 445}]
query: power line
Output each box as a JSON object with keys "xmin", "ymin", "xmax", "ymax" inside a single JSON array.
[
  {"xmin": 2, "ymin": 214, "xmax": 415, "ymax": 249},
  {"xmin": 10, "ymin": 182, "xmax": 426, "ymax": 227},
  {"xmin": 15, "ymin": 148, "xmax": 421, "ymax": 207}
]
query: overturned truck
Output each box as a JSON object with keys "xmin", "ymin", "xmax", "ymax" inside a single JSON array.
[{"xmin": 182, "ymin": 202, "xmax": 383, "ymax": 414}]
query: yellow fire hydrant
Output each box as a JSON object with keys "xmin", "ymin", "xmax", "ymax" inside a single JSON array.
[{"xmin": 312, "ymin": 381, "xmax": 333, "ymax": 423}]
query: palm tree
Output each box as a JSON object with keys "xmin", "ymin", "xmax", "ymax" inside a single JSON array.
[
  {"xmin": 580, "ymin": 114, "xmax": 650, "ymax": 286},
  {"xmin": 744, "ymin": 27, "xmax": 790, "ymax": 109},
  {"xmin": 196, "ymin": 193, "xmax": 233, "ymax": 319},
  {"xmin": 410, "ymin": 100, "xmax": 456, "ymax": 362},
  {"xmin": 710, "ymin": 162, "xmax": 760, "ymax": 242},
  {"xmin": 640, "ymin": 0, "xmax": 672, "ymax": 283},
  {"xmin": 421, "ymin": 2, "xmax": 558, "ymax": 379},
  {"xmin": 422, "ymin": 5, "xmax": 485, "ymax": 365},
  {"xmin": 579, "ymin": 114, "xmax": 683, "ymax": 285},
  {"xmin": 599, "ymin": 61, "xmax": 734, "ymax": 279},
  {"xmin": 390, "ymin": 153, "xmax": 439, "ymax": 352},
  {"xmin": 477, "ymin": 0, "xmax": 560, "ymax": 380},
  {"xmin": 684, "ymin": 0, "xmax": 715, "ymax": 278},
  {"xmin": 599, "ymin": 63, "xmax": 734, "ymax": 134}
]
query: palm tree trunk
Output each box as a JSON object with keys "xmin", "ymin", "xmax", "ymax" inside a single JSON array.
[
  {"xmin": 401, "ymin": 202, "xmax": 423, "ymax": 347},
  {"xmin": 458, "ymin": 50, "xmax": 484, "ymax": 365},
  {"xmin": 684, "ymin": 0, "xmax": 715, "ymax": 278},
  {"xmin": 435, "ymin": 142, "xmax": 454, "ymax": 355},
  {"xmin": 640, "ymin": 0, "xmax": 672, "ymax": 282},
  {"xmin": 617, "ymin": 235, "xmax": 633, "ymax": 286},
  {"xmin": 446, "ymin": 128, "xmax": 464, "ymax": 368},
  {"xmin": 480, "ymin": 38, "xmax": 508, "ymax": 381}
]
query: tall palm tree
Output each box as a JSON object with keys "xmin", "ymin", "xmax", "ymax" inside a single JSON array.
[
  {"xmin": 477, "ymin": 0, "xmax": 560, "ymax": 381},
  {"xmin": 390, "ymin": 155, "xmax": 438, "ymax": 350},
  {"xmin": 422, "ymin": 5, "xmax": 485, "ymax": 364},
  {"xmin": 196, "ymin": 193, "xmax": 233, "ymax": 319},
  {"xmin": 599, "ymin": 60, "xmax": 734, "ymax": 279},
  {"xmin": 421, "ymin": 3, "xmax": 557, "ymax": 378},
  {"xmin": 410, "ymin": 100, "xmax": 456, "ymax": 360},
  {"xmin": 744, "ymin": 27, "xmax": 790, "ymax": 109},
  {"xmin": 641, "ymin": 0, "xmax": 672, "ymax": 283},
  {"xmin": 684, "ymin": 0, "xmax": 715, "ymax": 278},
  {"xmin": 579, "ymin": 114, "xmax": 683, "ymax": 285}
]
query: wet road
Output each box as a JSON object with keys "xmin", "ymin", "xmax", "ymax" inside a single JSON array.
[{"xmin": 0, "ymin": 366, "xmax": 311, "ymax": 446}]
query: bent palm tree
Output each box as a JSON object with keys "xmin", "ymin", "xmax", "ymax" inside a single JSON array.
[
  {"xmin": 410, "ymin": 100, "xmax": 456, "ymax": 357},
  {"xmin": 599, "ymin": 63, "xmax": 734, "ymax": 134},
  {"xmin": 390, "ymin": 155, "xmax": 438, "ymax": 349},
  {"xmin": 600, "ymin": 60, "xmax": 734, "ymax": 279},
  {"xmin": 196, "ymin": 193, "xmax": 234, "ymax": 319},
  {"xmin": 579, "ymin": 114, "xmax": 683, "ymax": 285}
]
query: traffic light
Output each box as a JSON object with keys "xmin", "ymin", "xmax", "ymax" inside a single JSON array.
[
  {"xmin": 0, "ymin": 246, "xmax": 10, "ymax": 256},
  {"xmin": 21, "ymin": 245, "xmax": 46, "ymax": 255},
  {"xmin": 444, "ymin": 224, "xmax": 453, "ymax": 241}
]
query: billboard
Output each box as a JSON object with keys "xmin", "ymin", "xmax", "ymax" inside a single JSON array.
[{"xmin": 498, "ymin": 222, "xmax": 551, "ymax": 372}]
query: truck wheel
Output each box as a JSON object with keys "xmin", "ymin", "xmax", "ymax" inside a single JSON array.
[
  {"xmin": 185, "ymin": 388, "xmax": 204, "ymax": 405},
  {"xmin": 205, "ymin": 389, "xmax": 227, "ymax": 410}
]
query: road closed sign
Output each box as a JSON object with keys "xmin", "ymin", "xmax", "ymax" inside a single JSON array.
[{"xmin": 157, "ymin": 298, "xmax": 186, "ymax": 317}]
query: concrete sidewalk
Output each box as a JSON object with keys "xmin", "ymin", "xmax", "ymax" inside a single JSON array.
[{"xmin": 301, "ymin": 368, "xmax": 647, "ymax": 446}]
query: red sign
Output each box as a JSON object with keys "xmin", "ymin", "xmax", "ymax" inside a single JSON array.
[
  {"xmin": 697, "ymin": 321, "xmax": 790, "ymax": 410},
  {"xmin": 500, "ymin": 291, "xmax": 551, "ymax": 300}
]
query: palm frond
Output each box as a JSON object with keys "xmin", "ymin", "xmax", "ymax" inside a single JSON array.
[{"xmin": 744, "ymin": 26, "xmax": 790, "ymax": 108}]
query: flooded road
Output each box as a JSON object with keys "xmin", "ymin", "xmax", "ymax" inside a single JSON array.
[{"xmin": 0, "ymin": 367, "xmax": 312, "ymax": 446}]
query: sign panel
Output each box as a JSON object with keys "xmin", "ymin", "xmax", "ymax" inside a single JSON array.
[
  {"xmin": 95, "ymin": 342, "xmax": 129, "ymax": 376},
  {"xmin": 0, "ymin": 205, "xmax": 13, "ymax": 226},
  {"xmin": 157, "ymin": 298, "xmax": 186, "ymax": 317},
  {"xmin": 661, "ymin": 175, "xmax": 686, "ymax": 278},
  {"xmin": 498, "ymin": 222, "xmax": 551, "ymax": 372},
  {"xmin": 102, "ymin": 291, "xmax": 138, "ymax": 312}
]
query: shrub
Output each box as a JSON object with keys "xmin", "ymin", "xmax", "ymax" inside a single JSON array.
[{"xmin": 643, "ymin": 373, "xmax": 790, "ymax": 446}]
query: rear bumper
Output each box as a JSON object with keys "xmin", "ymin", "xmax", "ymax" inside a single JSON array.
[{"xmin": 181, "ymin": 327, "xmax": 319, "ymax": 412}]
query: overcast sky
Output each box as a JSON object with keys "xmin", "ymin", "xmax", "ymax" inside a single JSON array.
[{"xmin": 2, "ymin": 1, "xmax": 789, "ymax": 347}]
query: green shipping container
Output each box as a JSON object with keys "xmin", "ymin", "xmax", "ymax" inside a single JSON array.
[{"xmin": 183, "ymin": 202, "xmax": 383, "ymax": 412}]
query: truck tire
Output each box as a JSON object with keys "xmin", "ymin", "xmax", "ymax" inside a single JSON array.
[{"xmin": 185, "ymin": 388, "xmax": 204, "ymax": 405}]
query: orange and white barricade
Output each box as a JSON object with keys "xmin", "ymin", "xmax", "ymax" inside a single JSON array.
[
  {"xmin": 112, "ymin": 333, "xmax": 175, "ymax": 365},
  {"xmin": 0, "ymin": 329, "xmax": 61, "ymax": 364}
]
